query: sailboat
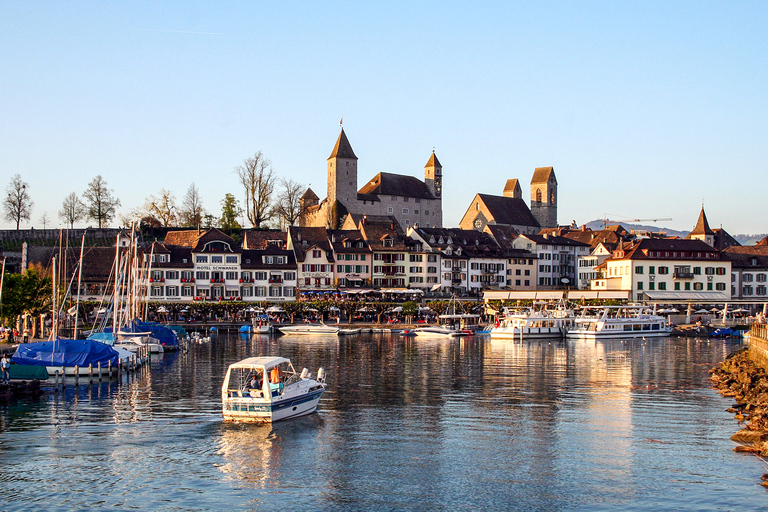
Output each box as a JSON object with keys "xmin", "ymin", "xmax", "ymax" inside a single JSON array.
[{"xmin": 11, "ymin": 253, "xmax": 128, "ymax": 376}]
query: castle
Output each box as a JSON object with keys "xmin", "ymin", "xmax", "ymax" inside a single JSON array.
[{"xmin": 300, "ymin": 129, "xmax": 443, "ymax": 230}]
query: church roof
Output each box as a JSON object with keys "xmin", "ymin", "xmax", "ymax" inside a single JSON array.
[
  {"xmin": 476, "ymin": 194, "xmax": 540, "ymax": 228},
  {"xmin": 358, "ymin": 172, "xmax": 435, "ymax": 200},
  {"xmin": 328, "ymin": 128, "xmax": 357, "ymax": 160},
  {"xmin": 689, "ymin": 207, "xmax": 715, "ymax": 236},
  {"xmin": 503, "ymin": 179, "xmax": 521, "ymax": 196},
  {"xmin": 425, "ymin": 151, "xmax": 441, "ymax": 168},
  {"xmin": 531, "ymin": 166, "xmax": 556, "ymax": 184}
]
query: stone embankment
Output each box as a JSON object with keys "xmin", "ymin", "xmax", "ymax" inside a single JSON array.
[{"xmin": 710, "ymin": 346, "xmax": 768, "ymax": 486}]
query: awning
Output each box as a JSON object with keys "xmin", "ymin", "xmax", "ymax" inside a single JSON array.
[{"xmin": 643, "ymin": 291, "xmax": 730, "ymax": 301}]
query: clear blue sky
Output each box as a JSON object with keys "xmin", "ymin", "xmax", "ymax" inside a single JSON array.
[{"xmin": 1, "ymin": 1, "xmax": 766, "ymax": 234}]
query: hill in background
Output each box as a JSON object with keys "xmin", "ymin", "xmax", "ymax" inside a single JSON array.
[{"xmin": 582, "ymin": 219, "xmax": 765, "ymax": 246}]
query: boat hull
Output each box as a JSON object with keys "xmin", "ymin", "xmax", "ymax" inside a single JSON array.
[
  {"xmin": 222, "ymin": 388, "xmax": 325, "ymax": 423},
  {"xmin": 566, "ymin": 329, "xmax": 672, "ymax": 340},
  {"xmin": 489, "ymin": 327, "xmax": 564, "ymax": 340},
  {"xmin": 278, "ymin": 326, "xmax": 339, "ymax": 335}
]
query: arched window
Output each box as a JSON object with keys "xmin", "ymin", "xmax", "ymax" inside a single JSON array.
[
  {"xmin": 536, "ymin": 189, "xmax": 542, "ymax": 203},
  {"xmin": 550, "ymin": 192, "xmax": 555, "ymax": 204}
]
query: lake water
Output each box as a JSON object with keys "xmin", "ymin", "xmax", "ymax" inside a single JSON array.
[{"xmin": 1, "ymin": 333, "xmax": 766, "ymax": 511}]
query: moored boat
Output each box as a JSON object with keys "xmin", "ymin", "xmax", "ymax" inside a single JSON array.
[
  {"xmin": 221, "ymin": 356, "xmax": 327, "ymax": 423},
  {"xmin": 278, "ymin": 323, "xmax": 340, "ymax": 335},
  {"xmin": 489, "ymin": 302, "xmax": 576, "ymax": 340},
  {"xmin": 565, "ymin": 305, "xmax": 672, "ymax": 340}
]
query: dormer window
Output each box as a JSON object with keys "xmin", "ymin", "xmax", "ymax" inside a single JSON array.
[{"xmin": 383, "ymin": 238, "xmax": 393, "ymax": 248}]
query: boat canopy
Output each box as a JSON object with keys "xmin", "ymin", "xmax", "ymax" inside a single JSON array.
[
  {"xmin": 12, "ymin": 339, "xmax": 120, "ymax": 368},
  {"xmin": 227, "ymin": 356, "xmax": 290, "ymax": 371}
]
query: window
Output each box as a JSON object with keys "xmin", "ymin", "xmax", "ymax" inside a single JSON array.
[
  {"xmin": 648, "ymin": 282, "xmax": 655, "ymax": 290},
  {"xmin": 635, "ymin": 266, "xmax": 643, "ymax": 274},
  {"xmin": 181, "ymin": 286, "xmax": 193, "ymax": 297},
  {"xmin": 403, "ymin": 208, "xmax": 409, "ymax": 214},
  {"xmin": 658, "ymin": 266, "xmax": 668, "ymax": 275},
  {"xmin": 225, "ymin": 271, "xmax": 238, "ymax": 280},
  {"xmin": 716, "ymin": 283, "xmax": 726, "ymax": 291},
  {"xmin": 196, "ymin": 255, "xmax": 207, "ymax": 263},
  {"xmin": 693, "ymin": 282, "xmax": 703, "ymax": 291},
  {"xmin": 165, "ymin": 271, "xmax": 179, "ymax": 280},
  {"xmin": 211, "ymin": 256, "xmax": 223, "ymax": 263},
  {"xmin": 226, "ymin": 255, "xmax": 238, "ymax": 263},
  {"xmin": 196, "ymin": 271, "xmax": 209, "ymax": 280},
  {"xmin": 165, "ymin": 286, "xmax": 178, "ymax": 296},
  {"xmin": 637, "ymin": 282, "xmax": 644, "ymax": 290},
  {"xmin": 658, "ymin": 282, "xmax": 667, "ymax": 290}
]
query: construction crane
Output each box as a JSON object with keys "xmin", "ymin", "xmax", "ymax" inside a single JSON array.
[{"xmin": 600, "ymin": 215, "xmax": 672, "ymax": 229}]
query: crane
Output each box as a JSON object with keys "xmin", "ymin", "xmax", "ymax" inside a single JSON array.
[{"xmin": 600, "ymin": 215, "xmax": 672, "ymax": 229}]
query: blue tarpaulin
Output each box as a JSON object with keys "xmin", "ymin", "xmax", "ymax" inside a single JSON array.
[{"xmin": 12, "ymin": 339, "xmax": 120, "ymax": 368}]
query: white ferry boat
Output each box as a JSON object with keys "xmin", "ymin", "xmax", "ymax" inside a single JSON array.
[
  {"xmin": 489, "ymin": 303, "xmax": 576, "ymax": 340},
  {"xmin": 565, "ymin": 305, "xmax": 672, "ymax": 340},
  {"xmin": 221, "ymin": 356, "xmax": 327, "ymax": 423}
]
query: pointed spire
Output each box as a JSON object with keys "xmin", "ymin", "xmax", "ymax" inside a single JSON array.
[
  {"xmin": 425, "ymin": 150, "xmax": 441, "ymax": 168},
  {"xmin": 690, "ymin": 207, "xmax": 714, "ymax": 235},
  {"xmin": 328, "ymin": 128, "xmax": 357, "ymax": 160}
]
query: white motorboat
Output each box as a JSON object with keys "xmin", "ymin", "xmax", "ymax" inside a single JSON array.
[
  {"xmin": 489, "ymin": 303, "xmax": 576, "ymax": 340},
  {"xmin": 278, "ymin": 323, "xmax": 340, "ymax": 335},
  {"xmin": 565, "ymin": 305, "xmax": 672, "ymax": 340},
  {"xmin": 221, "ymin": 356, "xmax": 327, "ymax": 423},
  {"xmin": 413, "ymin": 314, "xmax": 480, "ymax": 337}
]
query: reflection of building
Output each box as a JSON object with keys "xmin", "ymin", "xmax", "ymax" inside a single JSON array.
[{"xmin": 300, "ymin": 128, "xmax": 443, "ymax": 230}]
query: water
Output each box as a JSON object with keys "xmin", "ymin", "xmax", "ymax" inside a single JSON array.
[{"xmin": 1, "ymin": 333, "xmax": 766, "ymax": 511}]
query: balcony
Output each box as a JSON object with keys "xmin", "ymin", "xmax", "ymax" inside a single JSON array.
[
  {"xmin": 269, "ymin": 277, "xmax": 283, "ymax": 284},
  {"xmin": 210, "ymin": 278, "xmax": 225, "ymax": 283},
  {"xmin": 451, "ymin": 279, "xmax": 463, "ymax": 284},
  {"xmin": 673, "ymin": 271, "xmax": 694, "ymax": 279},
  {"xmin": 180, "ymin": 277, "xmax": 195, "ymax": 283},
  {"xmin": 149, "ymin": 278, "xmax": 165, "ymax": 283},
  {"xmin": 239, "ymin": 278, "xmax": 255, "ymax": 283}
]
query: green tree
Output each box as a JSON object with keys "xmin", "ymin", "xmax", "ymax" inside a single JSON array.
[
  {"xmin": 219, "ymin": 193, "xmax": 242, "ymax": 234},
  {"xmin": 1, "ymin": 268, "xmax": 52, "ymax": 324}
]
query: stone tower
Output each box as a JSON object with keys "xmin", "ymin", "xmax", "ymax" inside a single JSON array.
[
  {"xmin": 503, "ymin": 179, "xmax": 522, "ymax": 199},
  {"xmin": 327, "ymin": 128, "xmax": 358, "ymax": 208},
  {"xmin": 424, "ymin": 151, "xmax": 442, "ymax": 199},
  {"xmin": 530, "ymin": 166, "xmax": 557, "ymax": 229}
]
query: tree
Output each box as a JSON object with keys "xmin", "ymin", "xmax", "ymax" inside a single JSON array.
[
  {"xmin": 83, "ymin": 175, "xmax": 120, "ymax": 228},
  {"xmin": 3, "ymin": 174, "xmax": 33, "ymax": 230},
  {"xmin": 39, "ymin": 212, "xmax": 51, "ymax": 229},
  {"xmin": 234, "ymin": 151, "xmax": 275, "ymax": 228},
  {"xmin": 59, "ymin": 192, "xmax": 86, "ymax": 229},
  {"xmin": 272, "ymin": 178, "xmax": 307, "ymax": 227},
  {"xmin": 179, "ymin": 182, "xmax": 206, "ymax": 228},
  {"xmin": 219, "ymin": 193, "xmax": 242, "ymax": 233},
  {"xmin": 144, "ymin": 188, "xmax": 177, "ymax": 227}
]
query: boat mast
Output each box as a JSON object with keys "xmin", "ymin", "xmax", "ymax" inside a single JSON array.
[{"xmin": 73, "ymin": 231, "xmax": 86, "ymax": 340}]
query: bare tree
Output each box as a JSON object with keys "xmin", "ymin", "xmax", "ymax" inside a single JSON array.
[
  {"xmin": 3, "ymin": 174, "xmax": 33, "ymax": 230},
  {"xmin": 234, "ymin": 151, "xmax": 275, "ymax": 228},
  {"xmin": 179, "ymin": 182, "xmax": 206, "ymax": 228},
  {"xmin": 59, "ymin": 192, "xmax": 86, "ymax": 229},
  {"xmin": 83, "ymin": 175, "xmax": 121, "ymax": 228},
  {"xmin": 144, "ymin": 188, "xmax": 177, "ymax": 227},
  {"xmin": 39, "ymin": 212, "xmax": 51, "ymax": 229},
  {"xmin": 272, "ymin": 178, "xmax": 307, "ymax": 227}
]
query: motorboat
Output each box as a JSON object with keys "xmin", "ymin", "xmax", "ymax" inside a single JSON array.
[
  {"xmin": 413, "ymin": 314, "xmax": 480, "ymax": 337},
  {"xmin": 221, "ymin": 356, "xmax": 327, "ymax": 423},
  {"xmin": 489, "ymin": 302, "xmax": 576, "ymax": 340},
  {"xmin": 278, "ymin": 323, "xmax": 340, "ymax": 335},
  {"xmin": 565, "ymin": 305, "xmax": 672, "ymax": 340},
  {"xmin": 11, "ymin": 338, "xmax": 134, "ymax": 376}
]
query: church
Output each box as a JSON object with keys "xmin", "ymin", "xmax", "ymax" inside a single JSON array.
[
  {"xmin": 459, "ymin": 166, "xmax": 558, "ymax": 233},
  {"xmin": 300, "ymin": 128, "xmax": 443, "ymax": 230}
]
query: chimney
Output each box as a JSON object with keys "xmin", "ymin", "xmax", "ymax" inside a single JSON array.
[{"xmin": 582, "ymin": 224, "xmax": 586, "ymax": 231}]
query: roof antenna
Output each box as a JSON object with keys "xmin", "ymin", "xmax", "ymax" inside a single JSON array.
[{"xmin": 340, "ymin": 117, "xmax": 343, "ymax": 128}]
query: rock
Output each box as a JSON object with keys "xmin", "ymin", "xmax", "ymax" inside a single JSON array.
[
  {"xmin": 731, "ymin": 429, "xmax": 768, "ymax": 444},
  {"xmin": 735, "ymin": 445, "xmax": 759, "ymax": 453}
]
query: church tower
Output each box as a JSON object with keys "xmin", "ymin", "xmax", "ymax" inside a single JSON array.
[
  {"xmin": 424, "ymin": 151, "xmax": 442, "ymax": 199},
  {"xmin": 503, "ymin": 179, "xmax": 522, "ymax": 199},
  {"xmin": 327, "ymin": 128, "xmax": 358, "ymax": 208},
  {"xmin": 687, "ymin": 207, "xmax": 715, "ymax": 247},
  {"xmin": 530, "ymin": 166, "xmax": 557, "ymax": 229}
]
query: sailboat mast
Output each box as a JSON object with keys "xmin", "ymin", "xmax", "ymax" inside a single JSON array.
[{"xmin": 73, "ymin": 231, "xmax": 86, "ymax": 340}]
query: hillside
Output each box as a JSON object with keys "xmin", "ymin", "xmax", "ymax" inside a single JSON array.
[{"xmin": 583, "ymin": 219, "xmax": 764, "ymax": 246}]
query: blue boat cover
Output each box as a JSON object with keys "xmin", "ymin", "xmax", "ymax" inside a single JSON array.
[
  {"xmin": 12, "ymin": 338, "xmax": 120, "ymax": 368},
  {"xmin": 137, "ymin": 322, "xmax": 179, "ymax": 348},
  {"xmin": 239, "ymin": 325, "xmax": 251, "ymax": 333}
]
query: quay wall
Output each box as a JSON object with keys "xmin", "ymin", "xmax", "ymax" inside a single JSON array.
[{"xmin": 748, "ymin": 324, "xmax": 768, "ymax": 369}]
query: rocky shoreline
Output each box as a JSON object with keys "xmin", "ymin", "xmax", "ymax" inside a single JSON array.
[{"xmin": 710, "ymin": 347, "xmax": 768, "ymax": 486}]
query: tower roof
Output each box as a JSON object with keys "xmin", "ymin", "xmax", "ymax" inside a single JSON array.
[
  {"xmin": 531, "ymin": 166, "xmax": 556, "ymax": 184},
  {"xmin": 503, "ymin": 179, "xmax": 521, "ymax": 197},
  {"xmin": 690, "ymin": 207, "xmax": 714, "ymax": 236},
  {"xmin": 328, "ymin": 128, "xmax": 357, "ymax": 160},
  {"xmin": 301, "ymin": 187, "xmax": 319, "ymax": 201},
  {"xmin": 425, "ymin": 151, "xmax": 441, "ymax": 168}
]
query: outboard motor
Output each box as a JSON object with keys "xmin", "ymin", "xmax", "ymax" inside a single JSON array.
[
  {"xmin": 317, "ymin": 367, "xmax": 325, "ymax": 383},
  {"xmin": 300, "ymin": 368, "xmax": 309, "ymax": 379}
]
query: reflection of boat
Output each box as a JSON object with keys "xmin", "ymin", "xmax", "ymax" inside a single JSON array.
[
  {"xmin": 222, "ymin": 356, "xmax": 327, "ymax": 423},
  {"xmin": 338, "ymin": 328, "xmax": 361, "ymax": 335},
  {"xmin": 278, "ymin": 324, "xmax": 339, "ymax": 335},
  {"xmin": 490, "ymin": 303, "xmax": 575, "ymax": 340},
  {"xmin": 566, "ymin": 305, "xmax": 672, "ymax": 340}
]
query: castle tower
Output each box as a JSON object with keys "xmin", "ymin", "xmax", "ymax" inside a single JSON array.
[
  {"xmin": 424, "ymin": 151, "xmax": 442, "ymax": 199},
  {"xmin": 503, "ymin": 179, "xmax": 522, "ymax": 199},
  {"xmin": 327, "ymin": 128, "xmax": 358, "ymax": 208},
  {"xmin": 530, "ymin": 166, "xmax": 557, "ymax": 229}
]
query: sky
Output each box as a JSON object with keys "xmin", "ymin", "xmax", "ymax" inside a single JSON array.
[{"xmin": 1, "ymin": 1, "xmax": 767, "ymax": 235}]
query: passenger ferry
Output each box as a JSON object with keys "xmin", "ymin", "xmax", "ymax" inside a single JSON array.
[
  {"xmin": 565, "ymin": 305, "xmax": 672, "ymax": 340},
  {"xmin": 489, "ymin": 303, "xmax": 576, "ymax": 340}
]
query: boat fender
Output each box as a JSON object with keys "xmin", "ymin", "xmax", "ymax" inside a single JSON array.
[
  {"xmin": 300, "ymin": 368, "xmax": 309, "ymax": 379},
  {"xmin": 317, "ymin": 368, "xmax": 325, "ymax": 383}
]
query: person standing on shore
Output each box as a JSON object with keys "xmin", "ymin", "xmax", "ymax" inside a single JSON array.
[{"xmin": 1, "ymin": 354, "xmax": 10, "ymax": 384}]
